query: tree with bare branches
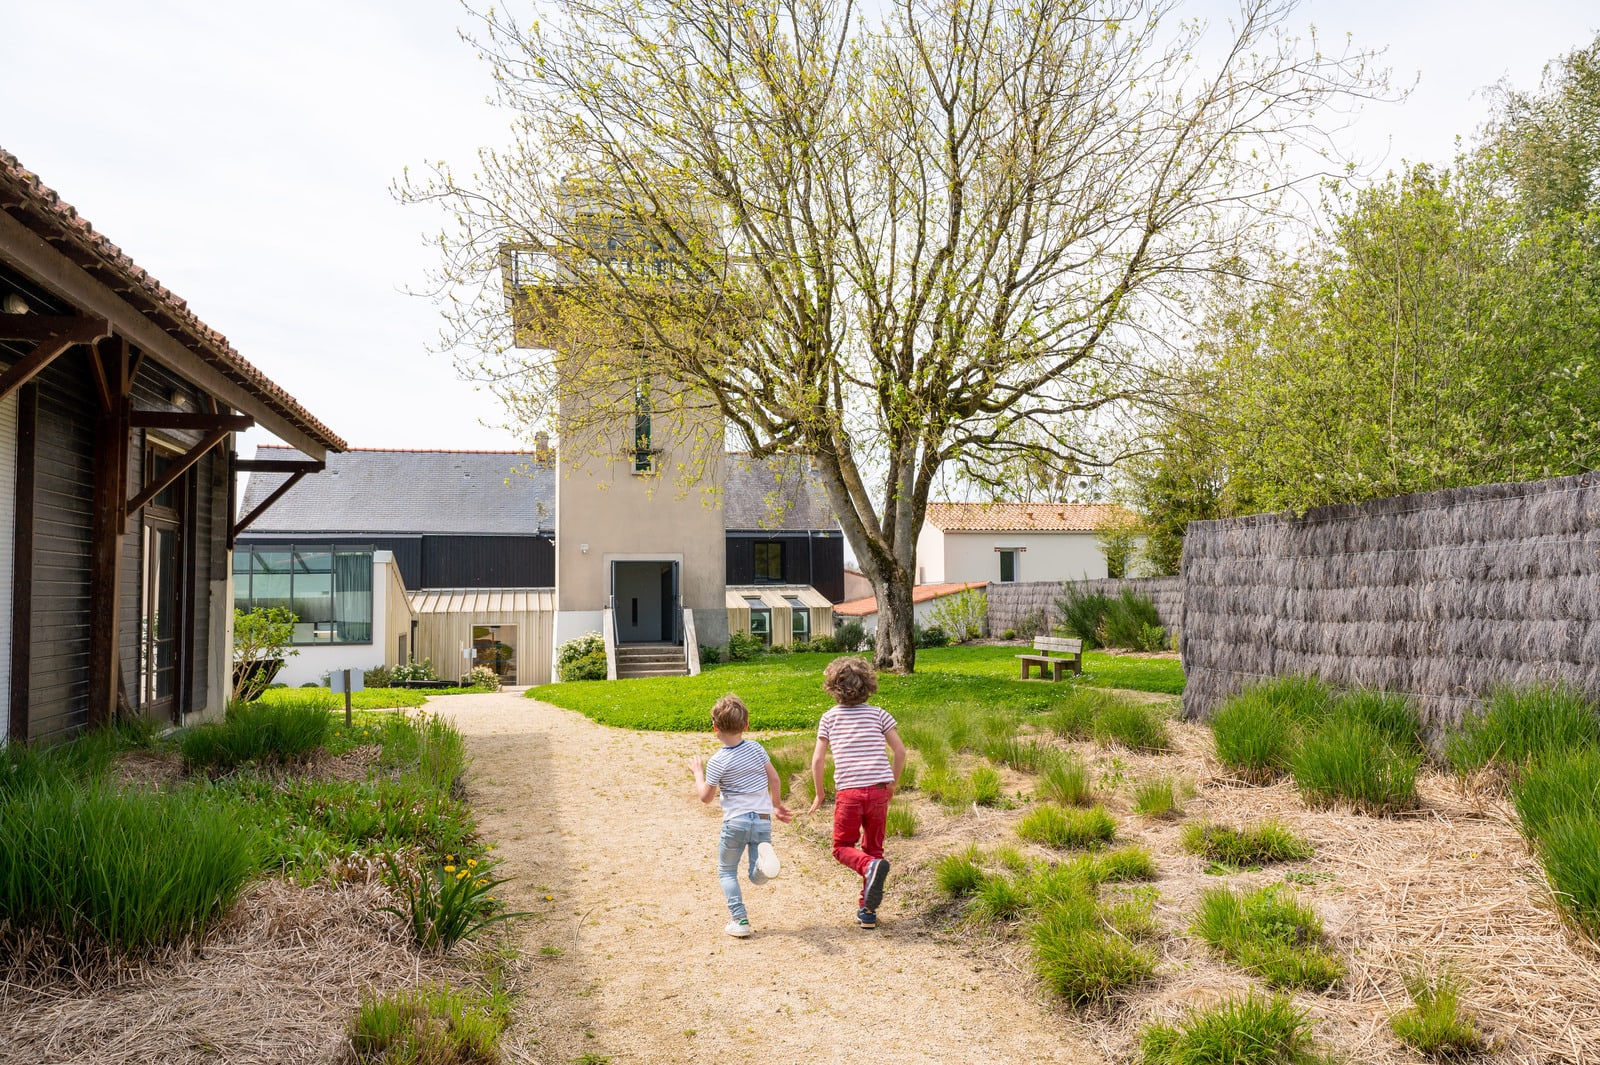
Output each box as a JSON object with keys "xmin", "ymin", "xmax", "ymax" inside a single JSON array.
[{"xmin": 404, "ymin": 0, "xmax": 1383, "ymax": 671}]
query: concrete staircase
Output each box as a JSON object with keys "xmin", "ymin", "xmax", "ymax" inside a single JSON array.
[{"xmin": 614, "ymin": 643, "xmax": 689, "ymax": 679}]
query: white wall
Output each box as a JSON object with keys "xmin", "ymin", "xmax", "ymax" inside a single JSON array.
[
  {"xmin": 272, "ymin": 551, "xmax": 406, "ymax": 687},
  {"xmin": 838, "ymin": 595, "xmax": 957, "ymax": 636},
  {"xmin": 919, "ymin": 529, "xmax": 1107, "ymax": 585}
]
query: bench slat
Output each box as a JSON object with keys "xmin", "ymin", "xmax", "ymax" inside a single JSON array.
[{"xmin": 1032, "ymin": 636, "xmax": 1083, "ymax": 653}]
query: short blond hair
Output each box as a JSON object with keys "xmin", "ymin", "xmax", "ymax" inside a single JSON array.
[
  {"xmin": 711, "ymin": 694, "xmax": 750, "ymax": 733},
  {"xmin": 823, "ymin": 657, "xmax": 878, "ymax": 707}
]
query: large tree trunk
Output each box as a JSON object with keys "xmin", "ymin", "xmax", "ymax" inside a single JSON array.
[{"xmin": 871, "ymin": 568, "xmax": 917, "ymax": 674}]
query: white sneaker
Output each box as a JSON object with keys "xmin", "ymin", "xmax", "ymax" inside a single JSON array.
[
  {"xmin": 724, "ymin": 919, "xmax": 752, "ymax": 938},
  {"xmin": 756, "ymin": 842, "xmax": 781, "ymax": 880}
]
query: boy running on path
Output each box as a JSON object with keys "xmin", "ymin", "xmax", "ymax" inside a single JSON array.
[
  {"xmin": 807, "ymin": 657, "xmax": 907, "ymax": 929},
  {"xmin": 690, "ymin": 694, "xmax": 792, "ymax": 938}
]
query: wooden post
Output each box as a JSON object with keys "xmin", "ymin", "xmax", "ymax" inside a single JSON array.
[
  {"xmin": 343, "ymin": 669, "xmax": 353, "ymax": 728},
  {"xmin": 87, "ymin": 337, "xmax": 129, "ymax": 728}
]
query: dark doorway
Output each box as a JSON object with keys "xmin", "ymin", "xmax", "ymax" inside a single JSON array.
[{"xmin": 612, "ymin": 560, "xmax": 679, "ymax": 644}]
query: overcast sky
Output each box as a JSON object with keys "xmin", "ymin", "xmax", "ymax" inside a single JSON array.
[{"xmin": 2, "ymin": 0, "xmax": 1596, "ymax": 457}]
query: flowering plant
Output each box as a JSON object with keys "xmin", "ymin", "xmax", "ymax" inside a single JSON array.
[{"xmin": 381, "ymin": 852, "xmax": 528, "ymax": 950}]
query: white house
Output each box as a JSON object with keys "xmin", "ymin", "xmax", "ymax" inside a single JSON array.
[
  {"xmin": 915, "ymin": 502, "xmax": 1134, "ymax": 586},
  {"xmin": 833, "ymin": 581, "xmax": 987, "ymax": 634}
]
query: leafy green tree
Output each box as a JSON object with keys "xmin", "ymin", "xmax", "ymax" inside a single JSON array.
[{"xmin": 232, "ymin": 607, "xmax": 299, "ymax": 702}]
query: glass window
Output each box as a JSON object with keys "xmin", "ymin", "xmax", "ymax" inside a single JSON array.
[
  {"xmin": 999, "ymin": 549, "xmax": 1018, "ymax": 583},
  {"xmin": 633, "ymin": 378, "xmax": 653, "ymax": 472},
  {"xmin": 787, "ymin": 597, "xmax": 809, "ymax": 641},
  {"xmin": 753, "ymin": 542, "xmax": 783, "ymax": 582},
  {"xmin": 234, "ymin": 544, "xmax": 374, "ymax": 644},
  {"xmin": 473, "ymin": 624, "xmax": 518, "ymax": 683},
  {"xmin": 745, "ymin": 597, "xmax": 772, "ymax": 645}
]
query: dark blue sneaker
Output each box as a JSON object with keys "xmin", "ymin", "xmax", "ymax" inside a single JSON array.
[
  {"xmin": 857, "ymin": 907, "xmax": 877, "ymax": 929},
  {"xmin": 864, "ymin": 858, "xmax": 891, "ymax": 911}
]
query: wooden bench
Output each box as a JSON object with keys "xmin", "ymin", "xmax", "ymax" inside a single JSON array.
[{"xmin": 1017, "ymin": 636, "xmax": 1084, "ymax": 681}]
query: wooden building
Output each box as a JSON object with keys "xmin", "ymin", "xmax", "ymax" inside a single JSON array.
[{"xmin": 0, "ymin": 149, "xmax": 342, "ymax": 743}]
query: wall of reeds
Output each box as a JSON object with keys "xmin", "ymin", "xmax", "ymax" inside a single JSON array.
[
  {"xmin": 1180, "ymin": 471, "xmax": 1600, "ymax": 727},
  {"xmin": 989, "ymin": 578, "xmax": 1183, "ymax": 634}
]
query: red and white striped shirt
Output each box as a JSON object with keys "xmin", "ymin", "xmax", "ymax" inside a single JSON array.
[{"xmin": 817, "ymin": 704, "xmax": 898, "ymax": 790}]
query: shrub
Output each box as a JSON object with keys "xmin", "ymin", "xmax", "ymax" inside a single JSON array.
[
  {"xmin": 809, "ymin": 634, "xmax": 839, "ymax": 653},
  {"xmin": 232, "ymin": 605, "xmax": 299, "ymax": 701},
  {"xmin": 916, "ymin": 623, "xmax": 950, "ymax": 649},
  {"xmin": 1133, "ymin": 622, "xmax": 1168, "ymax": 653},
  {"xmin": 935, "ymin": 847, "xmax": 985, "ymax": 896},
  {"xmin": 180, "ymin": 698, "xmax": 333, "ymax": 770},
  {"xmin": 363, "ymin": 665, "xmax": 394, "ymax": 688},
  {"xmin": 1140, "ymin": 992, "xmax": 1318, "ymax": 1065},
  {"xmin": 392, "ymin": 658, "xmax": 439, "ymax": 683},
  {"xmin": 1015, "ymin": 609, "xmax": 1048, "ymax": 639},
  {"xmin": 350, "ymin": 984, "xmax": 509, "ymax": 1064},
  {"xmin": 1209, "ymin": 676, "xmax": 1332, "ymax": 783},
  {"xmin": 968, "ymin": 766, "xmax": 1003, "ymax": 806},
  {"xmin": 382, "ymin": 854, "xmax": 528, "ymax": 952},
  {"xmin": 972, "ymin": 873, "xmax": 1031, "ymax": 922},
  {"xmin": 1192, "ymin": 885, "xmax": 1344, "ymax": 990},
  {"xmin": 1091, "ymin": 700, "xmax": 1172, "ymax": 752},
  {"xmin": 727, "ymin": 630, "xmax": 765, "ymax": 661},
  {"xmin": 467, "ymin": 665, "xmax": 501, "ymax": 691},
  {"xmin": 1100, "ymin": 590, "xmax": 1163, "ymax": 650},
  {"xmin": 1291, "ymin": 710, "xmax": 1420, "ymax": 813},
  {"xmin": 1018, "ymin": 804, "xmax": 1116, "ymax": 849},
  {"xmin": 1054, "ymin": 586, "xmax": 1113, "ymax": 648},
  {"xmin": 886, "ymin": 800, "xmax": 918, "ymax": 838},
  {"xmin": 1132, "ymin": 776, "xmax": 1183, "ymax": 819},
  {"xmin": 1037, "ymin": 755, "xmax": 1094, "ymax": 806},
  {"xmin": 1030, "ymin": 898, "xmax": 1155, "ymax": 1004},
  {"xmin": 1179, "ymin": 820, "xmax": 1313, "ymax": 867},
  {"xmin": 1447, "ymin": 682, "xmax": 1600, "ymax": 777},
  {"xmin": 1002, "ymin": 628, "xmax": 1018, "ymax": 640},
  {"xmin": 0, "ymin": 779, "xmax": 259, "ymax": 952},
  {"xmin": 834, "ymin": 619, "xmax": 867, "ymax": 651},
  {"xmin": 1390, "ymin": 966, "xmax": 1482, "ymax": 1059},
  {"xmin": 699, "ymin": 644, "xmax": 722, "ymax": 665},
  {"xmin": 929, "ymin": 588, "xmax": 988, "ymax": 643}
]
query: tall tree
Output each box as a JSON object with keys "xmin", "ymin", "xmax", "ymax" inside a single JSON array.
[{"xmin": 405, "ymin": 0, "xmax": 1380, "ymax": 671}]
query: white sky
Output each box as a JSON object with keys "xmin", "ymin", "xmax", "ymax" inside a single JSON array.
[{"xmin": 2, "ymin": 0, "xmax": 1596, "ymax": 456}]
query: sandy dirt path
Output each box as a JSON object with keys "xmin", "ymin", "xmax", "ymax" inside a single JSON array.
[{"xmin": 441, "ymin": 691, "xmax": 1100, "ymax": 1065}]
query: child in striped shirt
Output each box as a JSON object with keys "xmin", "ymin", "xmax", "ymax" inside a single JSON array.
[
  {"xmin": 807, "ymin": 657, "xmax": 907, "ymax": 929},
  {"xmin": 689, "ymin": 694, "xmax": 792, "ymax": 938}
]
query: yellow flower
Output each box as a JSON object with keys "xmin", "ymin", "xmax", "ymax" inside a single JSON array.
[
  {"xmin": 444, "ymin": 865, "xmax": 457, "ymax": 873},
  {"xmin": 457, "ymin": 870, "xmax": 470, "ymax": 880},
  {"xmin": 476, "ymin": 879, "xmax": 489, "ymax": 888},
  {"xmin": 467, "ymin": 858, "xmax": 478, "ymax": 868},
  {"xmin": 544, "ymin": 894, "xmax": 553, "ymax": 901}
]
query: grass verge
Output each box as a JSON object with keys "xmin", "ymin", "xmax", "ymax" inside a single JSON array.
[
  {"xmin": 1140, "ymin": 992, "xmax": 1320, "ymax": 1065},
  {"xmin": 1192, "ymin": 885, "xmax": 1344, "ymax": 990},
  {"xmin": 1180, "ymin": 820, "xmax": 1313, "ymax": 867},
  {"xmin": 1018, "ymin": 804, "xmax": 1116, "ymax": 849},
  {"xmin": 350, "ymin": 982, "xmax": 510, "ymax": 1063}
]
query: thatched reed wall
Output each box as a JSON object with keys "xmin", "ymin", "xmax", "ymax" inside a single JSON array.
[
  {"xmin": 1180, "ymin": 471, "xmax": 1600, "ymax": 727},
  {"xmin": 988, "ymin": 578, "xmax": 1183, "ymax": 634}
]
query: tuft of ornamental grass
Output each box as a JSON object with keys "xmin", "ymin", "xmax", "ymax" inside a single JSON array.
[
  {"xmin": 935, "ymin": 846, "xmax": 985, "ymax": 897},
  {"xmin": 971, "ymin": 873, "xmax": 1032, "ymax": 922},
  {"xmin": 1030, "ymin": 896, "xmax": 1156, "ymax": 1004},
  {"xmin": 350, "ymin": 983, "xmax": 509, "ymax": 1064},
  {"xmin": 1446, "ymin": 682, "xmax": 1600, "ymax": 778},
  {"xmin": 921, "ymin": 766, "xmax": 968, "ymax": 806},
  {"xmin": 1140, "ymin": 991, "xmax": 1319, "ymax": 1065},
  {"xmin": 1209, "ymin": 675, "xmax": 1330, "ymax": 783},
  {"xmin": 1091, "ymin": 700, "xmax": 1173, "ymax": 752},
  {"xmin": 0, "ymin": 778, "xmax": 259, "ymax": 953},
  {"xmin": 1291, "ymin": 710, "xmax": 1420, "ymax": 813},
  {"xmin": 1510, "ymin": 746, "xmax": 1600, "ymax": 843},
  {"xmin": 984, "ymin": 735, "xmax": 1058, "ymax": 774},
  {"xmin": 1132, "ymin": 775, "xmax": 1184, "ymax": 819},
  {"xmin": 1336, "ymin": 689, "xmax": 1424, "ymax": 750},
  {"xmin": 1100, "ymin": 886, "xmax": 1161, "ymax": 940},
  {"xmin": 886, "ymin": 799, "xmax": 918, "ymax": 838},
  {"xmin": 1046, "ymin": 688, "xmax": 1124, "ymax": 741},
  {"xmin": 968, "ymin": 766, "xmax": 1004, "ymax": 807},
  {"xmin": 1180, "ymin": 820, "xmax": 1313, "ymax": 867},
  {"xmin": 1531, "ymin": 816, "xmax": 1600, "ymax": 939},
  {"xmin": 181, "ymin": 698, "xmax": 333, "ymax": 771},
  {"xmin": 898, "ymin": 761, "xmax": 918, "ymax": 791},
  {"xmin": 1092, "ymin": 845, "xmax": 1157, "ymax": 883},
  {"xmin": 1028, "ymin": 859, "xmax": 1097, "ymax": 909},
  {"xmin": 1018, "ymin": 804, "xmax": 1116, "ymax": 849},
  {"xmin": 1037, "ymin": 754, "xmax": 1094, "ymax": 806},
  {"xmin": 1192, "ymin": 885, "xmax": 1344, "ymax": 991},
  {"xmin": 1390, "ymin": 966, "xmax": 1482, "ymax": 1059}
]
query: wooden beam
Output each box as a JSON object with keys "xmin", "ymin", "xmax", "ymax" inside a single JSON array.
[
  {"xmin": 0, "ymin": 316, "xmax": 112, "ymax": 403},
  {"xmin": 129, "ymin": 410, "xmax": 253, "ymax": 432},
  {"xmin": 88, "ymin": 390, "xmax": 130, "ymax": 728},
  {"xmin": 10, "ymin": 384, "xmax": 36, "ymax": 742},
  {"xmin": 231, "ymin": 469, "xmax": 308, "ymax": 540},
  {"xmin": 0, "ymin": 314, "xmax": 110, "ymax": 343},
  {"xmin": 126, "ymin": 428, "xmax": 230, "ymax": 517},
  {"xmin": 234, "ymin": 458, "xmax": 325, "ymax": 474}
]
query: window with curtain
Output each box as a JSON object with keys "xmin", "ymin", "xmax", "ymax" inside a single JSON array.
[{"xmin": 234, "ymin": 544, "xmax": 374, "ymax": 643}]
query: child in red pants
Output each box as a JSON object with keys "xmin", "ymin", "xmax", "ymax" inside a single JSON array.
[{"xmin": 807, "ymin": 657, "xmax": 907, "ymax": 928}]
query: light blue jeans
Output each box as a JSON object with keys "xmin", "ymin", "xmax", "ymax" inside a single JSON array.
[{"xmin": 717, "ymin": 812, "xmax": 773, "ymax": 921}]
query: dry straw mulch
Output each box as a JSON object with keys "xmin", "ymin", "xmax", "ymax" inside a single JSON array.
[
  {"xmin": 0, "ymin": 879, "xmax": 492, "ymax": 1065},
  {"xmin": 886, "ymin": 717, "xmax": 1600, "ymax": 1065}
]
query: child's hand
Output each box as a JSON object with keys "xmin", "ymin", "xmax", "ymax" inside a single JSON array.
[
  {"xmin": 773, "ymin": 801, "xmax": 794, "ymax": 824},
  {"xmin": 807, "ymin": 795, "xmax": 822, "ymax": 815},
  {"xmin": 688, "ymin": 756, "xmax": 705, "ymax": 778}
]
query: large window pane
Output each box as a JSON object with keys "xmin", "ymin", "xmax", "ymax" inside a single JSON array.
[{"xmin": 333, "ymin": 549, "xmax": 373, "ymax": 642}]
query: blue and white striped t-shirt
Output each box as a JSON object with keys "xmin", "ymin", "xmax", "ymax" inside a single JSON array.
[
  {"xmin": 704, "ymin": 740, "xmax": 774, "ymax": 819},
  {"xmin": 817, "ymin": 705, "xmax": 898, "ymax": 790}
]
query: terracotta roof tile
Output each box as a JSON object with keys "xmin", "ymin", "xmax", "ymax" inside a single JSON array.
[
  {"xmin": 833, "ymin": 581, "xmax": 988, "ymax": 617},
  {"xmin": 923, "ymin": 502, "xmax": 1132, "ymax": 533},
  {"xmin": 0, "ymin": 147, "xmax": 344, "ymax": 451}
]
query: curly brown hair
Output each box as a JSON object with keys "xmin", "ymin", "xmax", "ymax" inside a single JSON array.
[
  {"xmin": 823, "ymin": 656, "xmax": 878, "ymax": 706},
  {"xmin": 711, "ymin": 694, "xmax": 750, "ymax": 733}
]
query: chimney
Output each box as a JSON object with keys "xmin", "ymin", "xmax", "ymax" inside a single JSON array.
[{"xmin": 535, "ymin": 431, "xmax": 551, "ymax": 464}]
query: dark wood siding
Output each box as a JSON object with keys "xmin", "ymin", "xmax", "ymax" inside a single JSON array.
[
  {"xmin": 421, "ymin": 535, "xmax": 554, "ymax": 588},
  {"xmin": 725, "ymin": 532, "xmax": 846, "ymax": 603}
]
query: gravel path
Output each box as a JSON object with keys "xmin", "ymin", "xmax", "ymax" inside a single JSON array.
[{"xmin": 443, "ymin": 690, "xmax": 1100, "ymax": 1065}]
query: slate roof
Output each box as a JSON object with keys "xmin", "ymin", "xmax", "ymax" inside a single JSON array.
[
  {"xmin": 238, "ymin": 448, "xmax": 839, "ymax": 536},
  {"xmin": 0, "ymin": 148, "xmax": 344, "ymax": 452},
  {"xmin": 239, "ymin": 447, "xmax": 555, "ymax": 535},
  {"xmin": 924, "ymin": 502, "xmax": 1132, "ymax": 534}
]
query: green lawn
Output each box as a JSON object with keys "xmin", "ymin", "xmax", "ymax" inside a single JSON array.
[
  {"xmin": 529, "ymin": 645, "xmax": 1184, "ymax": 732},
  {"xmin": 255, "ymin": 686, "xmax": 429, "ymax": 711}
]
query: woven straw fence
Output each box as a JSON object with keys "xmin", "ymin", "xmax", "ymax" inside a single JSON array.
[
  {"xmin": 1180, "ymin": 470, "xmax": 1600, "ymax": 727},
  {"xmin": 988, "ymin": 577, "xmax": 1183, "ymax": 634}
]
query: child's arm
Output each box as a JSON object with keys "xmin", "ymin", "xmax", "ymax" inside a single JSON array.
[
  {"xmin": 688, "ymin": 756, "xmax": 717, "ymax": 804},
  {"xmin": 884, "ymin": 728, "xmax": 908, "ymax": 798},
  {"xmin": 767, "ymin": 762, "xmax": 793, "ymax": 823},
  {"xmin": 806, "ymin": 737, "xmax": 830, "ymax": 814}
]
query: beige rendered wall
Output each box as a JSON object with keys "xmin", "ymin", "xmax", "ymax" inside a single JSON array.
[
  {"xmin": 914, "ymin": 525, "xmax": 947, "ymax": 584},
  {"xmin": 381, "ymin": 555, "xmax": 416, "ymax": 666},
  {"xmin": 937, "ymin": 531, "xmax": 1107, "ymax": 585}
]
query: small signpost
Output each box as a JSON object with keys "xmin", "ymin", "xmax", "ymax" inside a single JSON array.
[{"xmin": 329, "ymin": 667, "xmax": 365, "ymax": 726}]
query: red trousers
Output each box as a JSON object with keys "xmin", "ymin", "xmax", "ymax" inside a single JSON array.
[{"xmin": 832, "ymin": 784, "xmax": 891, "ymax": 905}]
